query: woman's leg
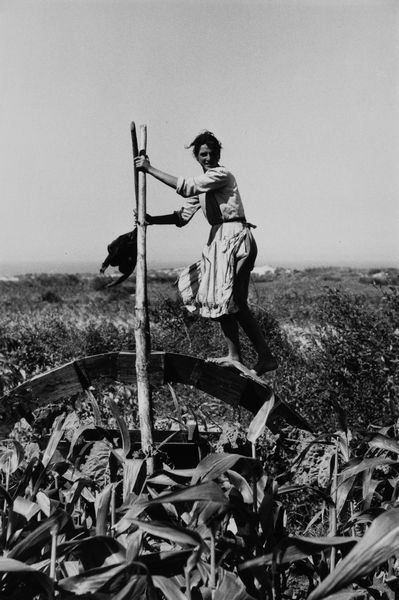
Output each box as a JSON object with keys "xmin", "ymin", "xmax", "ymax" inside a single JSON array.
[
  {"xmin": 235, "ymin": 306, "xmax": 277, "ymax": 374},
  {"xmin": 212, "ymin": 309, "xmax": 276, "ymax": 374},
  {"xmin": 234, "ymin": 236, "xmax": 277, "ymax": 375},
  {"xmin": 216, "ymin": 314, "xmax": 242, "ymax": 363}
]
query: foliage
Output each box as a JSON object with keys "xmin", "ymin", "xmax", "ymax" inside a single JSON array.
[{"xmin": 2, "ymin": 397, "xmax": 399, "ymax": 599}]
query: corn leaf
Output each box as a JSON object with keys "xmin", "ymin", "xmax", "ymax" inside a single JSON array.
[
  {"xmin": 368, "ymin": 433, "xmax": 399, "ymax": 455},
  {"xmin": 167, "ymin": 383, "xmax": 185, "ymax": 430},
  {"xmin": 146, "ymin": 485, "xmax": 180, "ymax": 520},
  {"xmin": 65, "ymin": 477, "xmax": 96, "ymax": 514},
  {"xmin": 321, "ymin": 591, "xmax": 368, "ymax": 600},
  {"xmin": 0, "ymin": 557, "xmax": 54, "ymax": 598},
  {"xmin": 214, "ymin": 568, "xmax": 257, "ymax": 600},
  {"xmin": 12, "ymin": 496, "xmax": 40, "ymax": 521},
  {"xmin": 116, "ymin": 481, "xmax": 229, "ymax": 535},
  {"xmin": 42, "ymin": 414, "xmax": 66, "ymax": 468},
  {"xmin": 151, "ymin": 480, "xmax": 226, "ymax": 503},
  {"xmin": 304, "ymin": 508, "xmax": 325, "ymax": 533},
  {"xmin": 191, "ymin": 499, "xmax": 229, "ymax": 528},
  {"xmin": 0, "ymin": 484, "xmax": 12, "ymax": 507},
  {"xmin": 12, "ymin": 456, "xmax": 38, "ymax": 499},
  {"xmin": 9, "ymin": 509, "xmax": 70, "ymax": 561},
  {"xmin": 338, "ymin": 457, "xmax": 398, "ymax": 484},
  {"xmin": 111, "ymin": 575, "xmax": 149, "ymax": 600},
  {"xmin": 58, "ymin": 562, "xmax": 125, "ymax": 594},
  {"xmin": 108, "ymin": 397, "xmax": 131, "ymax": 457},
  {"xmin": 363, "ymin": 478, "xmax": 382, "ymax": 510},
  {"xmin": 138, "ymin": 549, "xmax": 193, "ymax": 576},
  {"xmin": 130, "ymin": 518, "xmax": 205, "ymax": 548},
  {"xmin": 59, "ymin": 560, "xmax": 148, "ymax": 595},
  {"xmin": 0, "ymin": 440, "xmax": 24, "ymax": 473},
  {"xmin": 361, "ymin": 468, "xmax": 372, "ymax": 505},
  {"xmin": 239, "ymin": 535, "xmax": 358, "ymax": 570},
  {"xmin": 163, "ymin": 466, "xmax": 195, "ymax": 479},
  {"xmin": 36, "ymin": 491, "xmax": 52, "ymax": 517},
  {"xmin": 226, "ymin": 470, "xmax": 253, "ymax": 504},
  {"xmin": 66, "ymin": 423, "xmax": 96, "ymax": 459},
  {"xmin": 247, "ymin": 393, "xmax": 275, "ymax": 443},
  {"xmin": 95, "ymin": 482, "xmax": 113, "ymax": 536},
  {"xmin": 258, "ymin": 489, "xmax": 275, "ymax": 543},
  {"xmin": 126, "ymin": 529, "xmax": 143, "ymax": 562},
  {"xmin": 153, "ymin": 575, "xmax": 187, "ymax": 600},
  {"xmin": 308, "ymin": 508, "xmax": 399, "ymax": 600},
  {"xmin": 278, "ymin": 483, "xmax": 334, "ymax": 506},
  {"xmin": 62, "ymin": 560, "xmax": 81, "ymax": 577},
  {"xmin": 86, "ymin": 388, "xmax": 102, "ymax": 426},
  {"xmin": 123, "ymin": 458, "xmax": 146, "ymax": 500},
  {"xmin": 191, "ymin": 453, "xmax": 258, "ymax": 484},
  {"xmin": 147, "ymin": 469, "xmax": 191, "ymax": 487},
  {"xmin": 117, "ymin": 480, "xmax": 227, "ymax": 534},
  {"xmin": 56, "ymin": 535, "xmax": 126, "ymax": 570},
  {"xmin": 334, "ymin": 474, "xmax": 357, "ymax": 517}
]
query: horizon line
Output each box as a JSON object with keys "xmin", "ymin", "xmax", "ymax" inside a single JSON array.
[{"xmin": 0, "ymin": 259, "xmax": 398, "ymax": 278}]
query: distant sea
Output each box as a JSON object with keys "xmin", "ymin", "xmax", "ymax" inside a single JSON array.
[
  {"xmin": 0, "ymin": 259, "xmax": 396, "ymax": 278},
  {"xmin": 0, "ymin": 260, "xmax": 187, "ymax": 278},
  {"xmin": 0, "ymin": 261, "xmax": 100, "ymax": 277}
]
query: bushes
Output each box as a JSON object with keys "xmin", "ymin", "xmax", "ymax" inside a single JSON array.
[
  {"xmin": 270, "ymin": 287, "xmax": 399, "ymax": 432},
  {"xmin": 311, "ymin": 287, "xmax": 398, "ymax": 430}
]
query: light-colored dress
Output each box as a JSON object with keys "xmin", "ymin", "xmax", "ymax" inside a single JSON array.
[{"xmin": 175, "ymin": 166, "xmax": 257, "ymax": 319}]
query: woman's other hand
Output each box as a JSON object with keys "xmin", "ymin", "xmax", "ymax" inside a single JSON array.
[
  {"xmin": 133, "ymin": 209, "xmax": 153, "ymax": 225},
  {"xmin": 134, "ymin": 155, "xmax": 150, "ymax": 172}
]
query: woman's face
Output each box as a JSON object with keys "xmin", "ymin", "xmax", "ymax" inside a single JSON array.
[{"xmin": 196, "ymin": 144, "xmax": 220, "ymax": 171}]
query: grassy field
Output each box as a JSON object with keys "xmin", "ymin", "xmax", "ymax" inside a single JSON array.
[{"xmin": 0, "ymin": 265, "xmax": 398, "ymax": 433}]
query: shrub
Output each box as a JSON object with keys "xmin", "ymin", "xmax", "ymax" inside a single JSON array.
[
  {"xmin": 41, "ymin": 290, "xmax": 62, "ymax": 303},
  {"xmin": 281, "ymin": 287, "xmax": 399, "ymax": 432}
]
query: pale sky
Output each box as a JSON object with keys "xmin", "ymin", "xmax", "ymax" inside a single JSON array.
[{"xmin": 1, "ymin": 0, "xmax": 398, "ymax": 274}]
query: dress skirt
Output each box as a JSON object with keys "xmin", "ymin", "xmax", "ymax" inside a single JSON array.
[{"xmin": 177, "ymin": 221, "xmax": 257, "ymax": 319}]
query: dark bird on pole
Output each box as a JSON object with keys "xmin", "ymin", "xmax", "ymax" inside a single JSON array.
[{"xmin": 100, "ymin": 228, "xmax": 138, "ymax": 286}]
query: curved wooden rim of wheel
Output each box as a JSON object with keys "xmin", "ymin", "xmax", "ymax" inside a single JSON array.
[{"xmin": 0, "ymin": 351, "xmax": 312, "ymax": 435}]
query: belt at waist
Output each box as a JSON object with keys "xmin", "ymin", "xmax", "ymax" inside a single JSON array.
[{"xmin": 211, "ymin": 217, "xmax": 256, "ymax": 228}]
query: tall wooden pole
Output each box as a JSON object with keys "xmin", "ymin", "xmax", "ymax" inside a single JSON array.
[{"xmin": 131, "ymin": 122, "xmax": 154, "ymax": 475}]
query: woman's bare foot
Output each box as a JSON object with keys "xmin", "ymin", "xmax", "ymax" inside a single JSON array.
[
  {"xmin": 208, "ymin": 356, "xmax": 242, "ymax": 367},
  {"xmin": 252, "ymin": 355, "xmax": 278, "ymax": 376}
]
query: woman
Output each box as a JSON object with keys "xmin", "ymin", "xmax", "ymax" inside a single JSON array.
[{"xmin": 134, "ymin": 130, "xmax": 277, "ymax": 375}]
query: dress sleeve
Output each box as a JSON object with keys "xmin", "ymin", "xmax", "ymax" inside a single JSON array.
[
  {"xmin": 176, "ymin": 168, "xmax": 228, "ymax": 198},
  {"xmin": 175, "ymin": 196, "xmax": 201, "ymax": 227}
]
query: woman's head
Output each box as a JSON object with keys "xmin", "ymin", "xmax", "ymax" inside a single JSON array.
[{"xmin": 187, "ymin": 131, "xmax": 222, "ymax": 169}]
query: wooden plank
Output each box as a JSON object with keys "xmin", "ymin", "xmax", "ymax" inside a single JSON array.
[
  {"xmin": 271, "ymin": 398, "xmax": 313, "ymax": 432},
  {"xmin": 77, "ymin": 353, "xmax": 120, "ymax": 383},
  {"xmin": 0, "ymin": 351, "xmax": 312, "ymax": 435},
  {"xmin": 165, "ymin": 353, "xmax": 247, "ymax": 403},
  {"xmin": 115, "ymin": 352, "xmax": 165, "ymax": 386},
  {"xmin": 163, "ymin": 353, "xmax": 312, "ymax": 432},
  {"xmin": 164, "ymin": 353, "xmax": 270, "ymax": 411}
]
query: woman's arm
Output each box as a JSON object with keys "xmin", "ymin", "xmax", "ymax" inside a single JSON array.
[
  {"xmin": 133, "ymin": 210, "xmax": 189, "ymax": 227},
  {"xmin": 134, "ymin": 156, "xmax": 178, "ymax": 189}
]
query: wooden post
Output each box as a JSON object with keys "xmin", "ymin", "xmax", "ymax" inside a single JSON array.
[{"xmin": 131, "ymin": 122, "xmax": 154, "ymax": 474}]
